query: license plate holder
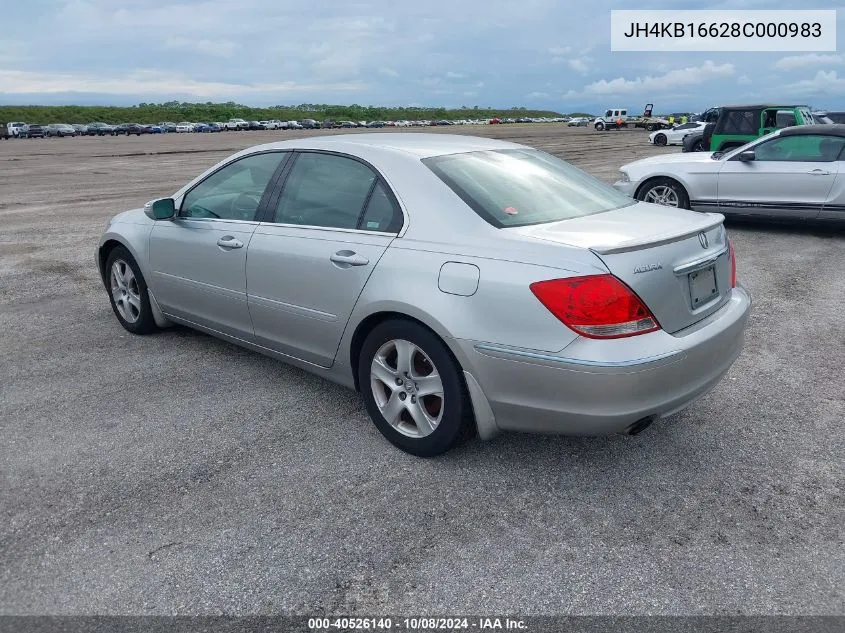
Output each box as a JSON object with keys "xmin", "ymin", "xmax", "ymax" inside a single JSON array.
[{"xmin": 688, "ymin": 265, "xmax": 718, "ymax": 309}]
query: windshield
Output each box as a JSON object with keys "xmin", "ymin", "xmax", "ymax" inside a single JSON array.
[{"xmin": 423, "ymin": 149, "xmax": 635, "ymax": 228}]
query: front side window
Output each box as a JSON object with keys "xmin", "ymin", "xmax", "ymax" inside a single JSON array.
[
  {"xmin": 753, "ymin": 135, "xmax": 845, "ymax": 162},
  {"xmin": 180, "ymin": 152, "xmax": 286, "ymax": 221},
  {"xmin": 424, "ymin": 149, "xmax": 635, "ymax": 228},
  {"xmin": 273, "ymin": 152, "xmax": 385, "ymax": 230}
]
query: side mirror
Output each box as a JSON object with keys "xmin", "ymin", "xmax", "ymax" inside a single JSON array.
[
  {"xmin": 144, "ymin": 198, "xmax": 176, "ymax": 220},
  {"xmin": 738, "ymin": 150, "xmax": 756, "ymax": 162}
]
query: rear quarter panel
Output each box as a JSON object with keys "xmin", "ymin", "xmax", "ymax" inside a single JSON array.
[{"xmin": 336, "ymin": 241, "xmax": 605, "ymax": 378}]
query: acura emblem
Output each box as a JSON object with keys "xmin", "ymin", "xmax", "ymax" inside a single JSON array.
[{"xmin": 698, "ymin": 232, "xmax": 708, "ymax": 249}]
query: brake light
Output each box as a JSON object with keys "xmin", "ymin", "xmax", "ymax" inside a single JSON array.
[
  {"xmin": 728, "ymin": 238, "xmax": 737, "ymax": 288},
  {"xmin": 530, "ymin": 274, "xmax": 661, "ymax": 339}
]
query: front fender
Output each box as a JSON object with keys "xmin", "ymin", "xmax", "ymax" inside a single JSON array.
[{"xmin": 96, "ymin": 217, "xmax": 155, "ymax": 288}]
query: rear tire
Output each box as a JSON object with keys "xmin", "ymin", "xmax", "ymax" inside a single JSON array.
[
  {"xmin": 358, "ymin": 319, "xmax": 473, "ymax": 457},
  {"xmin": 636, "ymin": 177, "xmax": 690, "ymax": 210},
  {"xmin": 104, "ymin": 246, "xmax": 158, "ymax": 335}
]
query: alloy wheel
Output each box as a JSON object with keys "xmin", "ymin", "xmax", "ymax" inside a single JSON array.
[
  {"xmin": 644, "ymin": 185, "xmax": 680, "ymax": 207},
  {"xmin": 110, "ymin": 259, "xmax": 142, "ymax": 323},
  {"xmin": 370, "ymin": 339, "xmax": 444, "ymax": 438}
]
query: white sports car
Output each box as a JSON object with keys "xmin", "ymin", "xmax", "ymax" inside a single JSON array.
[
  {"xmin": 615, "ymin": 125, "xmax": 845, "ymax": 221},
  {"xmin": 648, "ymin": 122, "xmax": 707, "ymax": 146}
]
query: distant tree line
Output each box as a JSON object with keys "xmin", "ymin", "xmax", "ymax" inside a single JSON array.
[{"xmin": 0, "ymin": 102, "xmax": 581, "ymax": 124}]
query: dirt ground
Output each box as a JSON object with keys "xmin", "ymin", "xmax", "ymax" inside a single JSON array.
[{"xmin": 1, "ymin": 125, "xmax": 843, "ymax": 616}]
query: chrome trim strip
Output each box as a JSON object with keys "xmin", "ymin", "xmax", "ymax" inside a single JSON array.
[
  {"xmin": 172, "ymin": 217, "xmax": 261, "ymax": 226},
  {"xmin": 473, "ymin": 343, "xmax": 682, "ymax": 367},
  {"xmin": 673, "ymin": 245, "xmax": 729, "ymax": 276},
  {"xmin": 255, "ymin": 222, "xmax": 397, "ymax": 237},
  {"xmin": 152, "ymin": 271, "xmax": 247, "ymax": 302},
  {"xmin": 248, "ymin": 293, "xmax": 338, "ymax": 322}
]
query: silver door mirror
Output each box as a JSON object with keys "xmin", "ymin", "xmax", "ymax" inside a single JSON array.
[{"xmin": 144, "ymin": 198, "xmax": 176, "ymax": 220}]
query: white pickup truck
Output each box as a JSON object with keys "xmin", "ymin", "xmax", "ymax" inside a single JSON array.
[
  {"xmin": 593, "ymin": 108, "xmax": 632, "ymax": 131},
  {"xmin": 223, "ymin": 118, "xmax": 249, "ymax": 131}
]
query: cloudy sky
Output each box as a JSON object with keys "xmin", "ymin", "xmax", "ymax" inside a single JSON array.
[{"xmin": 1, "ymin": 0, "xmax": 844, "ymax": 112}]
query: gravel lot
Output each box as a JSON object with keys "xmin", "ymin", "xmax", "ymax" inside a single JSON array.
[{"xmin": 1, "ymin": 126, "xmax": 843, "ymax": 616}]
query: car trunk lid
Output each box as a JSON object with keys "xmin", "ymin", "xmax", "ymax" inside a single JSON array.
[{"xmin": 508, "ymin": 203, "xmax": 732, "ymax": 334}]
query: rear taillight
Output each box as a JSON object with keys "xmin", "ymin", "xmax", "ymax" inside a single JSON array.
[
  {"xmin": 530, "ymin": 274, "xmax": 661, "ymax": 339},
  {"xmin": 728, "ymin": 238, "xmax": 737, "ymax": 288}
]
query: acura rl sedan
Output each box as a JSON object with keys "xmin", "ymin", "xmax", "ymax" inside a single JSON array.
[{"xmin": 97, "ymin": 134, "xmax": 751, "ymax": 456}]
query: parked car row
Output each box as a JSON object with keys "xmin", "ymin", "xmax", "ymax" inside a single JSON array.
[{"xmin": 4, "ymin": 114, "xmax": 588, "ymax": 141}]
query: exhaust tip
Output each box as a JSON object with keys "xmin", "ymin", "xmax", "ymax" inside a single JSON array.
[{"xmin": 625, "ymin": 416, "xmax": 655, "ymax": 436}]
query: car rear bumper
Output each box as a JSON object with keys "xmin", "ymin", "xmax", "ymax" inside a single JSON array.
[{"xmin": 457, "ymin": 286, "xmax": 751, "ymax": 436}]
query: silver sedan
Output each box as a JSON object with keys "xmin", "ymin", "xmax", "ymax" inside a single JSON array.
[
  {"xmin": 617, "ymin": 125, "xmax": 845, "ymax": 220},
  {"xmin": 97, "ymin": 134, "xmax": 751, "ymax": 456}
]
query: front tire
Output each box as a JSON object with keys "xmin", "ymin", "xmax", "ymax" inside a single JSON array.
[
  {"xmin": 594, "ymin": 121, "xmax": 605, "ymax": 131},
  {"xmin": 653, "ymin": 133, "xmax": 667, "ymax": 146},
  {"xmin": 637, "ymin": 177, "xmax": 690, "ymax": 210},
  {"xmin": 358, "ymin": 319, "xmax": 472, "ymax": 457},
  {"xmin": 104, "ymin": 246, "xmax": 158, "ymax": 335}
]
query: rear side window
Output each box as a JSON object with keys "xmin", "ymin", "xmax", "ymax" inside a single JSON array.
[
  {"xmin": 272, "ymin": 152, "xmax": 401, "ymax": 232},
  {"xmin": 360, "ymin": 182, "xmax": 403, "ymax": 232},
  {"xmin": 719, "ymin": 110, "xmax": 758, "ymax": 135},
  {"xmin": 423, "ymin": 149, "xmax": 634, "ymax": 228}
]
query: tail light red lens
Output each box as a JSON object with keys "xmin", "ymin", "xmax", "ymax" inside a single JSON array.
[
  {"xmin": 530, "ymin": 274, "xmax": 661, "ymax": 339},
  {"xmin": 728, "ymin": 238, "xmax": 737, "ymax": 288}
]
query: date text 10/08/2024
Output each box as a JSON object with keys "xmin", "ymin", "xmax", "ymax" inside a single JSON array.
[{"xmin": 308, "ymin": 617, "xmax": 527, "ymax": 630}]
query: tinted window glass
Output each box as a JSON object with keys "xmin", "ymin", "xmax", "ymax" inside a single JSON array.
[
  {"xmin": 273, "ymin": 153, "xmax": 377, "ymax": 228},
  {"xmin": 181, "ymin": 152, "xmax": 284, "ymax": 220},
  {"xmin": 723, "ymin": 111, "xmax": 757, "ymax": 135},
  {"xmin": 360, "ymin": 181, "xmax": 402, "ymax": 232},
  {"xmin": 754, "ymin": 135, "xmax": 845, "ymax": 162},
  {"xmin": 424, "ymin": 149, "xmax": 634, "ymax": 228},
  {"xmin": 775, "ymin": 111, "xmax": 796, "ymax": 128}
]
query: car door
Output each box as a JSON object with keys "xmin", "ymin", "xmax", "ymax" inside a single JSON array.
[
  {"xmin": 246, "ymin": 151, "xmax": 404, "ymax": 367},
  {"xmin": 669, "ymin": 122, "xmax": 698, "ymax": 144},
  {"xmin": 148, "ymin": 151, "xmax": 290, "ymax": 339},
  {"xmin": 716, "ymin": 133, "xmax": 844, "ymax": 218},
  {"xmin": 820, "ymin": 147, "xmax": 845, "ymax": 220}
]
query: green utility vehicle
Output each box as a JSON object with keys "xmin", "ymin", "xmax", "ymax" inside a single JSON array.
[{"xmin": 706, "ymin": 104, "xmax": 813, "ymax": 153}]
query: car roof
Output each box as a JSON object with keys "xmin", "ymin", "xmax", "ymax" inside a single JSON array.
[
  {"xmin": 247, "ymin": 133, "xmax": 523, "ymax": 159},
  {"xmin": 779, "ymin": 124, "xmax": 845, "ymax": 137},
  {"xmin": 719, "ymin": 104, "xmax": 809, "ymax": 111}
]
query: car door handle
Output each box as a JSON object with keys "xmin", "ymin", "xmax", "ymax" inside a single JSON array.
[
  {"xmin": 330, "ymin": 250, "xmax": 369, "ymax": 267},
  {"xmin": 216, "ymin": 236, "xmax": 244, "ymax": 249},
  {"xmin": 807, "ymin": 169, "xmax": 830, "ymax": 175}
]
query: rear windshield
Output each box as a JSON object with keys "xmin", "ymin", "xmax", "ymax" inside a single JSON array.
[{"xmin": 423, "ymin": 149, "xmax": 634, "ymax": 228}]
